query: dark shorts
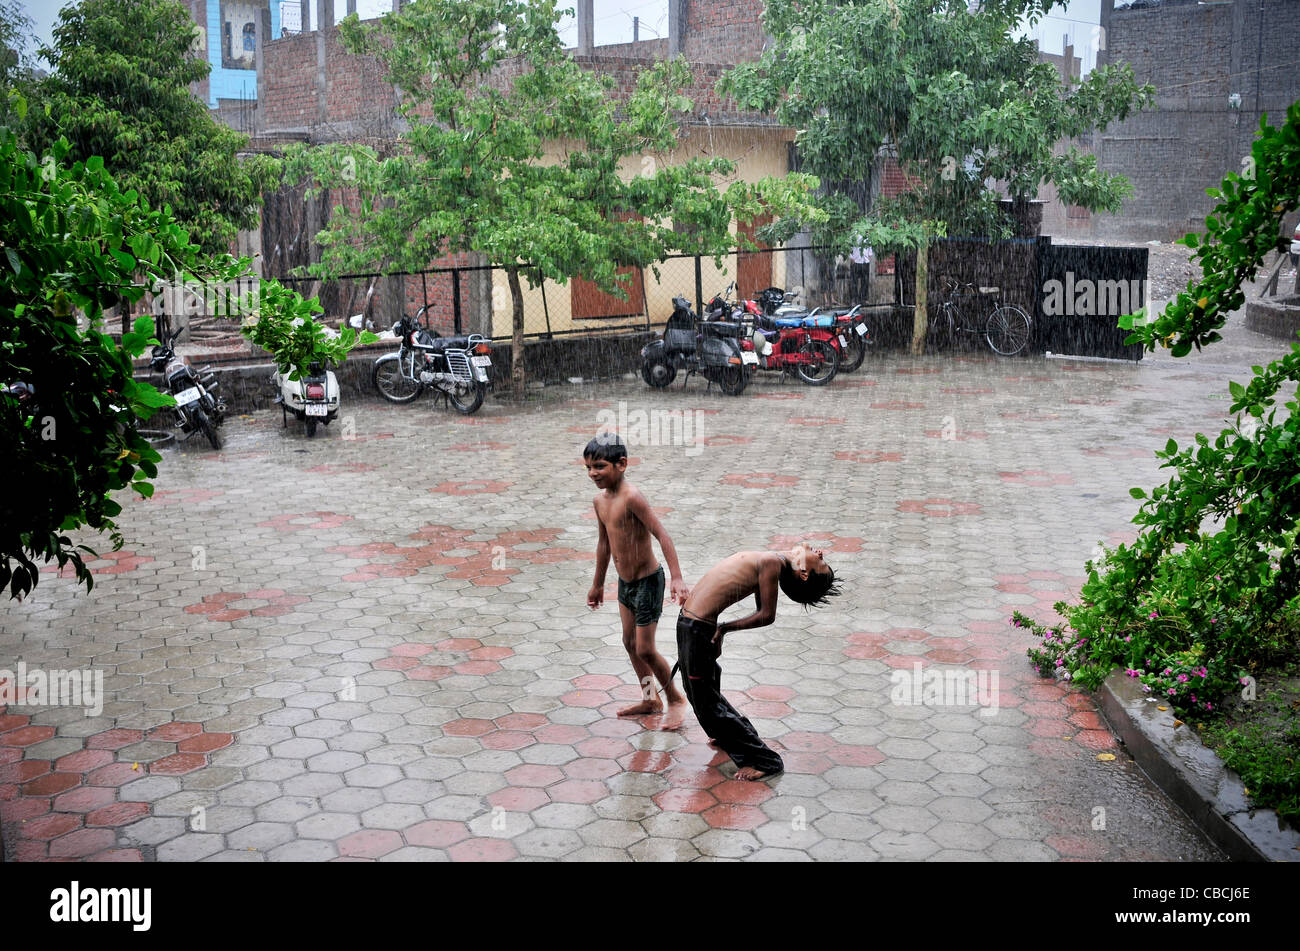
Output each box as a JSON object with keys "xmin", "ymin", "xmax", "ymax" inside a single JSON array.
[{"xmin": 618, "ymin": 566, "xmax": 665, "ymax": 627}]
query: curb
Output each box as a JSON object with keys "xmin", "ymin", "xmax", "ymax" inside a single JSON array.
[{"xmin": 1097, "ymin": 669, "xmax": 1300, "ymax": 862}]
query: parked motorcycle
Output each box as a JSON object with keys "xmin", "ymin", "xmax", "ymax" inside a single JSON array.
[
  {"xmin": 706, "ymin": 288, "xmax": 839, "ymax": 386},
  {"xmin": 372, "ymin": 308, "xmax": 491, "ymax": 414},
  {"xmin": 755, "ymin": 287, "xmax": 870, "ymax": 373},
  {"xmin": 641, "ymin": 290, "xmax": 753, "ymax": 396},
  {"xmin": 149, "ymin": 327, "xmax": 225, "ymax": 449}
]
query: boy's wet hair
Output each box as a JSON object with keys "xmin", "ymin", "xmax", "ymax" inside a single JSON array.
[
  {"xmin": 778, "ymin": 558, "xmax": 842, "ymax": 609},
  {"xmin": 583, "ymin": 434, "xmax": 627, "ymax": 463}
]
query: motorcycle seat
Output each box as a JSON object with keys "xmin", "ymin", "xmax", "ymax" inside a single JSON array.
[{"xmin": 422, "ymin": 335, "xmax": 472, "ymax": 350}]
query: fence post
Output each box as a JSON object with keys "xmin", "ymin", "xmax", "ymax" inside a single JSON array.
[
  {"xmin": 694, "ymin": 255, "xmax": 703, "ymax": 316},
  {"xmin": 539, "ymin": 268, "xmax": 552, "ymax": 338},
  {"xmin": 452, "ymin": 268, "xmax": 462, "ymax": 335}
]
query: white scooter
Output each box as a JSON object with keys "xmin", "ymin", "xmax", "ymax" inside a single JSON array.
[{"xmin": 272, "ymin": 313, "xmax": 371, "ymax": 438}]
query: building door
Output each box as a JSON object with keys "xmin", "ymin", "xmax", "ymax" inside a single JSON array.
[{"xmin": 737, "ymin": 215, "xmax": 773, "ymax": 299}]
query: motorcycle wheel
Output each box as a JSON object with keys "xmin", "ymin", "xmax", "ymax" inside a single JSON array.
[
  {"xmin": 641, "ymin": 360, "xmax": 676, "ymax": 388},
  {"xmin": 839, "ymin": 331, "xmax": 868, "ymax": 373},
  {"xmin": 718, "ymin": 366, "xmax": 747, "ymax": 396},
  {"xmin": 306, "ymin": 419, "xmax": 318, "ymax": 438},
  {"xmin": 194, "ymin": 408, "xmax": 221, "ymax": 450},
  {"xmin": 448, "ymin": 381, "xmax": 486, "ymax": 415},
  {"xmin": 795, "ymin": 339, "xmax": 839, "ymax": 386},
  {"xmin": 372, "ymin": 355, "xmax": 423, "ymax": 403}
]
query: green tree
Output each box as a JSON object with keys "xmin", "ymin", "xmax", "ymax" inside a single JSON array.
[
  {"xmin": 0, "ymin": 0, "xmax": 35, "ymax": 123},
  {"xmin": 24, "ymin": 0, "xmax": 275, "ymax": 256},
  {"xmin": 1018, "ymin": 102, "xmax": 1300, "ymax": 709},
  {"xmin": 284, "ymin": 0, "xmax": 819, "ymax": 395},
  {"xmin": 722, "ymin": 0, "xmax": 1153, "ymax": 353},
  {"xmin": 0, "ymin": 109, "xmax": 255, "ymax": 600}
]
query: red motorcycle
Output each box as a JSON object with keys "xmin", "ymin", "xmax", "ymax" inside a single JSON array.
[
  {"xmin": 754, "ymin": 287, "xmax": 870, "ymax": 373},
  {"xmin": 704, "ymin": 287, "xmax": 838, "ymax": 386}
]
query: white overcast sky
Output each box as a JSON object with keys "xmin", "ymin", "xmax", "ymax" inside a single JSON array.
[{"xmin": 16, "ymin": 1, "xmax": 1105, "ymax": 72}]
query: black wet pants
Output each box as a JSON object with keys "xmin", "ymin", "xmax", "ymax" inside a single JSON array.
[{"xmin": 675, "ymin": 615, "xmax": 784, "ymax": 775}]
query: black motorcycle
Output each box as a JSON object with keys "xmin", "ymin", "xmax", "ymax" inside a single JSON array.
[
  {"xmin": 149, "ymin": 327, "xmax": 226, "ymax": 449},
  {"xmin": 640, "ymin": 293, "xmax": 752, "ymax": 396}
]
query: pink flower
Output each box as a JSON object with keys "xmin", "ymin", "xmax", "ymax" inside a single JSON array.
[
  {"xmin": 1149, "ymin": 611, "xmax": 1159, "ymax": 619},
  {"xmin": 1163, "ymin": 668, "xmax": 1172, "ymax": 675},
  {"xmin": 1176, "ymin": 674, "xmax": 1189, "ymax": 683},
  {"xmin": 1124, "ymin": 635, "xmax": 1132, "ymax": 642},
  {"xmin": 1167, "ymin": 688, "xmax": 1176, "ymax": 696},
  {"xmin": 1055, "ymin": 658, "xmax": 1064, "ymax": 667},
  {"xmin": 1205, "ymin": 703, "xmax": 1213, "ymax": 710},
  {"xmin": 1142, "ymin": 685, "xmax": 1151, "ymax": 692}
]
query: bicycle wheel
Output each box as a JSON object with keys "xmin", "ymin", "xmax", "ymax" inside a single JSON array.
[
  {"xmin": 985, "ymin": 305, "xmax": 1032, "ymax": 356},
  {"xmin": 795, "ymin": 339, "xmax": 838, "ymax": 386},
  {"xmin": 447, "ymin": 381, "xmax": 486, "ymax": 415},
  {"xmin": 372, "ymin": 354, "xmax": 423, "ymax": 403}
]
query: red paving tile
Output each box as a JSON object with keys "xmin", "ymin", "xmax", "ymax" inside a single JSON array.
[
  {"xmin": 49, "ymin": 828, "xmax": 118, "ymax": 858},
  {"xmin": 0, "ymin": 760, "xmax": 50, "ymax": 784},
  {"xmin": 22, "ymin": 812, "xmax": 83, "ymax": 840},
  {"xmin": 4, "ymin": 796, "xmax": 51, "ymax": 821},
  {"xmin": 3, "ymin": 725, "xmax": 55, "ymax": 746},
  {"xmin": 54, "ymin": 749, "xmax": 115, "ymax": 773},
  {"xmin": 711, "ymin": 779, "xmax": 775, "ymax": 805},
  {"xmin": 448, "ymin": 838, "xmax": 517, "ymax": 862},
  {"xmin": 443, "ymin": 718, "xmax": 496, "ymax": 737},
  {"xmin": 404, "ymin": 819, "xmax": 470, "ymax": 849},
  {"xmin": 147, "ymin": 722, "xmax": 203, "ymax": 742},
  {"xmin": 487, "ymin": 786, "xmax": 550, "ymax": 812},
  {"xmin": 178, "ymin": 733, "xmax": 233, "ymax": 754},
  {"xmin": 407, "ymin": 665, "xmax": 453, "ymax": 681},
  {"xmin": 494, "ymin": 713, "xmax": 548, "ymax": 731},
  {"xmin": 825, "ymin": 745, "xmax": 885, "ymax": 767},
  {"xmin": 617, "ymin": 751, "xmax": 672, "ymax": 774},
  {"xmin": 653, "ymin": 787, "xmax": 718, "ymax": 813},
  {"xmin": 86, "ymin": 802, "xmax": 150, "ymax": 827},
  {"xmin": 533, "ymin": 724, "xmax": 590, "ymax": 745},
  {"xmin": 86, "ymin": 729, "xmax": 145, "ymax": 750},
  {"xmin": 574, "ymin": 736, "xmax": 633, "ymax": 759},
  {"xmin": 338, "ymin": 829, "xmax": 404, "ymax": 859},
  {"xmin": 1075, "ymin": 730, "xmax": 1119, "ymax": 751},
  {"xmin": 86, "ymin": 763, "xmax": 141, "ymax": 787},
  {"xmin": 702, "ymin": 803, "xmax": 768, "ymax": 830},
  {"xmin": 563, "ymin": 758, "xmax": 622, "ymax": 781},
  {"xmin": 480, "ymin": 730, "xmax": 535, "ymax": 751},
  {"xmin": 149, "ymin": 753, "xmax": 206, "ymax": 775},
  {"xmin": 22, "ymin": 772, "xmax": 82, "ymax": 797},
  {"xmin": 52, "ymin": 785, "xmax": 117, "ymax": 814},
  {"xmin": 504, "ymin": 764, "xmax": 564, "ymax": 787},
  {"xmin": 546, "ymin": 780, "xmax": 607, "ymax": 804}
]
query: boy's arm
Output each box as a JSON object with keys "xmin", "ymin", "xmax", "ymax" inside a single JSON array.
[
  {"xmin": 712, "ymin": 558, "xmax": 780, "ymax": 644},
  {"xmin": 627, "ymin": 490, "xmax": 690, "ymax": 604},
  {"xmin": 588, "ymin": 504, "xmax": 611, "ymax": 609}
]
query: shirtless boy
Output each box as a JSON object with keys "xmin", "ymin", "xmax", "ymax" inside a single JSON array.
[
  {"xmin": 677, "ymin": 543, "xmax": 840, "ymax": 780},
  {"xmin": 584, "ymin": 437, "xmax": 689, "ymax": 727}
]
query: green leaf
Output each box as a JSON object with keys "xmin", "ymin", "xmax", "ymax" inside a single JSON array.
[
  {"xmin": 1129, "ymin": 487, "xmax": 1147, "ymax": 499},
  {"xmin": 4, "ymin": 248, "xmax": 22, "ymax": 275}
]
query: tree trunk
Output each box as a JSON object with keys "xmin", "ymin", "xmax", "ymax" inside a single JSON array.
[
  {"xmin": 910, "ymin": 237, "xmax": 929, "ymax": 356},
  {"xmin": 508, "ymin": 265, "xmax": 526, "ymax": 399}
]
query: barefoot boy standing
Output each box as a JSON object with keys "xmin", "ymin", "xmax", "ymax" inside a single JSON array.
[
  {"xmin": 584, "ymin": 437, "xmax": 689, "ymax": 727},
  {"xmin": 677, "ymin": 544, "xmax": 840, "ymax": 780}
]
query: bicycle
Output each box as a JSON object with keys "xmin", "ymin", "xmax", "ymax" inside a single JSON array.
[{"xmin": 933, "ymin": 279, "xmax": 1033, "ymax": 356}]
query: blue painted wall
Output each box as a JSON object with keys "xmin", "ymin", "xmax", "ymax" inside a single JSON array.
[{"xmin": 204, "ymin": 3, "xmax": 282, "ymax": 106}]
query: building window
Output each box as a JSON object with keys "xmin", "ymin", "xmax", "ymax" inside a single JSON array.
[{"xmin": 220, "ymin": 1, "xmax": 266, "ymax": 70}]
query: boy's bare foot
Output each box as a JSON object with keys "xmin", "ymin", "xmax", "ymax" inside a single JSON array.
[
  {"xmin": 658, "ymin": 697, "xmax": 687, "ymax": 730},
  {"xmin": 617, "ymin": 699, "xmax": 663, "ymax": 717},
  {"xmin": 735, "ymin": 766, "xmax": 782, "ymax": 781}
]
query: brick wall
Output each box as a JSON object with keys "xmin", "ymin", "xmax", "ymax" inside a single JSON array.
[
  {"xmin": 1095, "ymin": 0, "xmax": 1298, "ymax": 239},
  {"xmin": 684, "ymin": 1, "xmax": 768, "ymax": 63}
]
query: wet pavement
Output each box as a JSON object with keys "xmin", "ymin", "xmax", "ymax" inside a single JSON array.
[{"xmin": 2, "ymin": 313, "xmax": 1288, "ymax": 862}]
